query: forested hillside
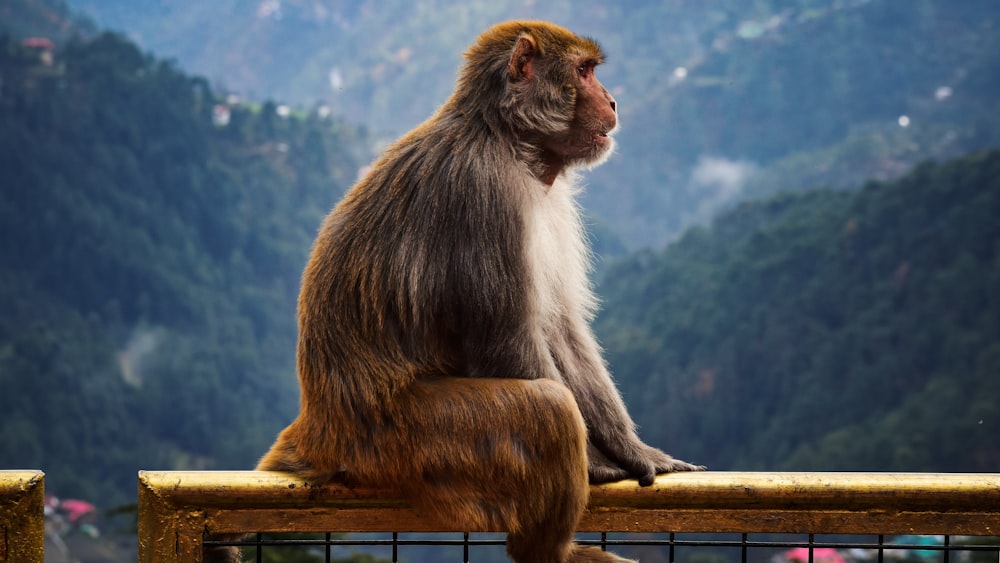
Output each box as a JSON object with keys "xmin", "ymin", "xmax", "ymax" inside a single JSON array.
[
  {"xmin": 0, "ymin": 32, "xmax": 368, "ymax": 506},
  {"xmin": 597, "ymin": 150, "xmax": 1000, "ymax": 472}
]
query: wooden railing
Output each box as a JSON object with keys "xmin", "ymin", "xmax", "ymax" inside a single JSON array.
[
  {"xmin": 0, "ymin": 470, "xmax": 45, "ymax": 563},
  {"xmin": 137, "ymin": 471, "xmax": 1000, "ymax": 561},
  {"xmin": 4, "ymin": 469, "xmax": 997, "ymax": 562}
]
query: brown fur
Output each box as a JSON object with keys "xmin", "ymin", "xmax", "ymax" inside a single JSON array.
[{"xmin": 212, "ymin": 21, "xmax": 702, "ymax": 563}]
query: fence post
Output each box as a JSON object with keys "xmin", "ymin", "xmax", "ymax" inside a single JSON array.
[
  {"xmin": 0, "ymin": 470, "xmax": 45, "ymax": 563},
  {"xmin": 138, "ymin": 471, "xmax": 207, "ymax": 563}
]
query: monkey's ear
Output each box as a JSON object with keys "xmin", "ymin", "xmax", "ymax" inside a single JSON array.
[{"xmin": 508, "ymin": 34, "xmax": 536, "ymax": 82}]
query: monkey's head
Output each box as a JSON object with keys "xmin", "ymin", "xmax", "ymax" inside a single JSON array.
[{"xmin": 456, "ymin": 21, "xmax": 619, "ymax": 179}]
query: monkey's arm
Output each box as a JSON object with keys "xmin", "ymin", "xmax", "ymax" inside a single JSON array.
[{"xmin": 555, "ymin": 317, "xmax": 704, "ymax": 486}]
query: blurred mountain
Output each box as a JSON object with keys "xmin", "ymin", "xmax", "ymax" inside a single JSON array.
[{"xmin": 49, "ymin": 0, "xmax": 1000, "ymax": 248}]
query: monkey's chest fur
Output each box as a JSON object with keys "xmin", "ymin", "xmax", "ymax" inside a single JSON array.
[{"xmin": 522, "ymin": 178, "xmax": 596, "ymax": 339}]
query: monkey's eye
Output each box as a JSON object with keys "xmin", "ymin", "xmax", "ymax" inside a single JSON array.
[{"xmin": 577, "ymin": 63, "xmax": 593, "ymax": 78}]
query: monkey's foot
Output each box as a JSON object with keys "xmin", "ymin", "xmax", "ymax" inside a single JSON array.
[
  {"xmin": 569, "ymin": 545, "xmax": 637, "ymax": 562},
  {"xmin": 203, "ymin": 545, "xmax": 242, "ymax": 563}
]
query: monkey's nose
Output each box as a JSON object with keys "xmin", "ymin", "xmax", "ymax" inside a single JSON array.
[{"xmin": 610, "ymin": 100, "xmax": 617, "ymax": 113}]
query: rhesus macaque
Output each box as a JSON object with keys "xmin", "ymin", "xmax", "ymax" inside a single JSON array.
[{"xmin": 213, "ymin": 20, "xmax": 702, "ymax": 563}]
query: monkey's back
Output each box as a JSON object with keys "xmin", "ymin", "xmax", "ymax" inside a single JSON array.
[{"xmin": 295, "ymin": 113, "xmax": 535, "ymax": 409}]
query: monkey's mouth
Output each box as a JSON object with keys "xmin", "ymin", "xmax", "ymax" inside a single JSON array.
[{"xmin": 595, "ymin": 123, "xmax": 618, "ymax": 140}]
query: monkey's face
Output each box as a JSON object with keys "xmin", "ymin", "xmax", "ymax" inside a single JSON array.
[
  {"xmin": 461, "ymin": 21, "xmax": 619, "ymax": 177},
  {"xmin": 543, "ymin": 60, "xmax": 618, "ymax": 168}
]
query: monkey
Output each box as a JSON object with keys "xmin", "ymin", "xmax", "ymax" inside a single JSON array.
[{"xmin": 208, "ymin": 20, "xmax": 702, "ymax": 563}]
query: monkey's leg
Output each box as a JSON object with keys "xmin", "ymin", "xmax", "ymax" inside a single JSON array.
[
  {"xmin": 391, "ymin": 377, "xmax": 643, "ymax": 563},
  {"xmin": 388, "ymin": 377, "xmax": 585, "ymax": 562},
  {"xmin": 411, "ymin": 378, "xmax": 636, "ymax": 563}
]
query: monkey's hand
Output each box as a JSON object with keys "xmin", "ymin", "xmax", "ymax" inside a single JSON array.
[
  {"xmin": 588, "ymin": 441, "xmax": 705, "ymax": 486},
  {"xmin": 587, "ymin": 443, "xmax": 632, "ymax": 484},
  {"xmin": 646, "ymin": 444, "xmax": 706, "ymax": 474}
]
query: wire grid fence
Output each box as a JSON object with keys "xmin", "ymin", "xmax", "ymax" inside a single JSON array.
[{"xmin": 207, "ymin": 531, "xmax": 1000, "ymax": 563}]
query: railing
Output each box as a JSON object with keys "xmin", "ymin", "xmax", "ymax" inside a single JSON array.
[
  {"xmin": 0, "ymin": 470, "xmax": 45, "ymax": 563},
  {"xmin": 137, "ymin": 471, "xmax": 1000, "ymax": 562}
]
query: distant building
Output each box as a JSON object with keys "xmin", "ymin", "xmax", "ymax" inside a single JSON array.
[{"xmin": 22, "ymin": 37, "xmax": 55, "ymax": 66}]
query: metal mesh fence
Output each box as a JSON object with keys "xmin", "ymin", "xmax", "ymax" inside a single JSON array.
[{"xmin": 207, "ymin": 531, "xmax": 1000, "ymax": 563}]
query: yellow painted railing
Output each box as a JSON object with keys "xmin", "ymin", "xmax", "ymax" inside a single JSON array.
[
  {"xmin": 0, "ymin": 470, "xmax": 45, "ymax": 563},
  {"xmin": 137, "ymin": 471, "xmax": 1000, "ymax": 562}
]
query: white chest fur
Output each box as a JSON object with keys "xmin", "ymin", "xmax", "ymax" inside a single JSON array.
[{"xmin": 523, "ymin": 177, "xmax": 597, "ymax": 330}]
